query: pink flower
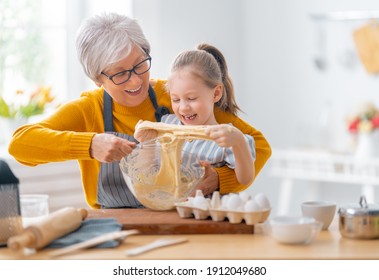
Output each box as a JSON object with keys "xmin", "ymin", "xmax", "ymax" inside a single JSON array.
[{"xmin": 347, "ymin": 102, "xmax": 379, "ymax": 134}]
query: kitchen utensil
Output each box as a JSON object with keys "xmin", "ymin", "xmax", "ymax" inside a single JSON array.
[
  {"xmin": 120, "ymin": 138, "xmax": 204, "ymax": 211},
  {"xmin": 353, "ymin": 20, "xmax": 379, "ymax": 73},
  {"xmin": 267, "ymin": 216, "xmax": 322, "ymax": 244},
  {"xmin": 49, "ymin": 229, "xmax": 139, "ymax": 257},
  {"xmin": 338, "ymin": 195, "xmax": 379, "ymax": 239},
  {"xmin": 0, "ymin": 160, "xmax": 23, "ymax": 246},
  {"xmin": 125, "ymin": 237, "xmax": 188, "ymax": 256},
  {"xmin": 301, "ymin": 201, "xmax": 336, "ymax": 230},
  {"xmin": 7, "ymin": 207, "xmax": 88, "ymax": 251},
  {"xmin": 313, "ymin": 24, "xmax": 328, "ymax": 71}
]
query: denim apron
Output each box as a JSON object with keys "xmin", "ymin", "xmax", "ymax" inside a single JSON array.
[{"xmin": 97, "ymin": 86, "xmax": 169, "ymax": 208}]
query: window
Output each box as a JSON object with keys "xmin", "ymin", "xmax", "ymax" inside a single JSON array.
[
  {"xmin": 0, "ymin": 0, "xmax": 67, "ymax": 104},
  {"xmin": 0, "ymin": 0, "xmax": 134, "ymax": 106}
]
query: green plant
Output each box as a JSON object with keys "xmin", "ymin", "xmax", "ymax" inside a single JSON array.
[{"xmin": 0, "ymin": 86, "xmax": 54, "ymax": 119}]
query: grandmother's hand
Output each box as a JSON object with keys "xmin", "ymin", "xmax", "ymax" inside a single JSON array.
[
  {"xmin": 190, "ymin": 161, "xmax": 219, "ymax": 197},
  {"xmin": 90, "ymin": 133, "xmax": 136, "ymax": 162}
]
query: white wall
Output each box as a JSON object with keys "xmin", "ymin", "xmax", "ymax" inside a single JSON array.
[
  {"xmin": 133, "ymin": 0, "xmax": 379, "ymax": 215},
  {"xmin": 65, "ymin": 0, "xmax": 135, "ymax": 98}
]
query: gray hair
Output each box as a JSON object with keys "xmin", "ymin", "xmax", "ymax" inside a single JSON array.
[{"xmin": 76, "ymin": 12, "xmax": 151, "ymax": 82}]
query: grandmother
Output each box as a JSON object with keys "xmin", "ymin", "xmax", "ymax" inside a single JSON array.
[{"xmin": 8, "ymin": 13, "xmax": 271, "ymax": 209}]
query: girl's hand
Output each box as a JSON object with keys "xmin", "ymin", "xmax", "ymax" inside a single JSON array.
[
  {"xmin": 134, "ymin": 119, "xmax": 158, "ymax": 142},
  {"xmin": 90, "ymin": 133, "xmax": 136, "ymax": 162},
  {"xmin": 205, "ymin": 124, "xmax": 245, "ymax": 148}
]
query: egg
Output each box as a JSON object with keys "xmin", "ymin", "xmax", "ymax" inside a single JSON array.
[
  {"xmin": 226, "ymin": 193, "xmax": 243, "ymax": 211},
  {"xmin": 192, "ymin": 196, "xmax": 208, "ymax": 210},
  {"xmin": 239, "ymin": 191, "xmax": 251, "ymax": 202},
  {"xmin": 244, "ymin": 200, "xmax": 262, "ymax": 212},
  {"xmin": 221, "ymin": 195, "xmax": 230, "ymax": 209},
  {"xmin": 253, "ymin": 193, "xmax": 271, "ymax": 209}
]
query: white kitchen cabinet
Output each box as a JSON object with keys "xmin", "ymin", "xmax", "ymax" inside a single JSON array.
[{"xmin": 1, "ymin": 145, "xmax": 87, "ymax": 212}]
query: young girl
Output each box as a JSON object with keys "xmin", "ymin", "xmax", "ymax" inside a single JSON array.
[{"xmin": 135, "ymin": 43, "xmax": 256, "ymax": 187}]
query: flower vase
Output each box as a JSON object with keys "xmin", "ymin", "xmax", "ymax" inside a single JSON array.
[{"xmin": 355, "ymin": 131, "xmax": 379, "ymax": 160}]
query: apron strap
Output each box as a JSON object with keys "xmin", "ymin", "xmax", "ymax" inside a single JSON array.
[
  {"xmin": 99, "ymin": 86, "xmax": 169, "ymax": 208},
  {"xmin": 103, "ymin": 86, "xmax": 169, "ymax": 132},
  {"xmin": 103, "ymin": 90, "xmax": 114, "ymax": 132},
  {"xmin": 148, "ymin": 85, "xmax": 170, "ymax": 122}
]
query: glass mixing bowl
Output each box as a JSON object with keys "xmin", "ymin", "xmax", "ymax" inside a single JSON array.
[{"xmin": 120, "ymin": 138, "xmax": 205, "ymax": 211}]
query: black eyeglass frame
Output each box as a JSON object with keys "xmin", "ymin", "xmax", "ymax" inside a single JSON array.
[{"xmin": 101, "ymin": 56, "xmax": 152, "ymax": 85}]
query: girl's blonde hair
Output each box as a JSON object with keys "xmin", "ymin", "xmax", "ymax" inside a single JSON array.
[{"xmin": 167, "ymin": 43, "xmax": 240, "ymax": 115}]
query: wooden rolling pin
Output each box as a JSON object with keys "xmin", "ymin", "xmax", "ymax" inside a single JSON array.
[{"xmin": 7, "ymin": 207, "xmax": 88, "ymax": 251}]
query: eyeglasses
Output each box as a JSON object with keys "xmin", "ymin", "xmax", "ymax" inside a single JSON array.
[{"xmin": 101, "ymin": 56, "xmax": 152, "ymax": 85}]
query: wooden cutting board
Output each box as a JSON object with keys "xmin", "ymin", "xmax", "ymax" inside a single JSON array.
[{"xmin": 87, "ymin": 208, "xmax": 254, "ymax": 235}]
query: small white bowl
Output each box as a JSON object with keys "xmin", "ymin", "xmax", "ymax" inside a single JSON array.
[
  {"xmin": 301, "ymin": 201, "xmax": 336, "ymax": 230},
  {"xmin": 268, "ymin": 216, "xmax": 322, "ymax": 244}
]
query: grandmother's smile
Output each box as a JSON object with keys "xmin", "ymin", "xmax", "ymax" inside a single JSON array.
[{"xmin": 125, "ymin": 85, "xmax": 142, "ymax": 96}]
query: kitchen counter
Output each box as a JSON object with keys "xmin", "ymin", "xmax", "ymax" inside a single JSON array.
[{"xmin": 1, "ymin": 208, "xmax": 378, "ymax": 260}]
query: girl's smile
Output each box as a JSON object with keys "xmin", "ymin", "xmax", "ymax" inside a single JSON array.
[{"xmin": 169, "ymin": 68, "xmax": 222, "ymax": 126}]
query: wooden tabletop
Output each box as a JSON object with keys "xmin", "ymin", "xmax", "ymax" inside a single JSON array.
[{"xmin": 1, "ymin": 209, "xmax": 378, "ymax": 260}]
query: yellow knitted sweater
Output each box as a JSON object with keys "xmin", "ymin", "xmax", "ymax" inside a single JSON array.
[{"xmin": 8, "ymin": 79, "xmax": 271, "ymax": 208}]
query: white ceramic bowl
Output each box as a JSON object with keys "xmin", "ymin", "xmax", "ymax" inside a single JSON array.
[
  {"xmin": 268, "ymin": 216, "xmax": 322, "ymax": 244},
  {"xmin": 301, "ymin": 201, "xmax": 336, "ymax": 230}
]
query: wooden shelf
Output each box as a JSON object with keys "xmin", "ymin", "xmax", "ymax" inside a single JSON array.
[{"xmin": 310, "ymin": 10, "xmax": 379, "ymax": 21}]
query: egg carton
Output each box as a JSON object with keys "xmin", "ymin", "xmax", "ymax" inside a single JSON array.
[
  {"xmin": 174, "ymin": 191, "xmax": 271, "ymax": 225},
  {"xmin": 175, "ymin": 202, "xmax": 271, "ymax": 225}
]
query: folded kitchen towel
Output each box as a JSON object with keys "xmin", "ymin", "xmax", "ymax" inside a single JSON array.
[{"xmin": 47, "ymin": 218, "xmax": 122, "ymax": 248}]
